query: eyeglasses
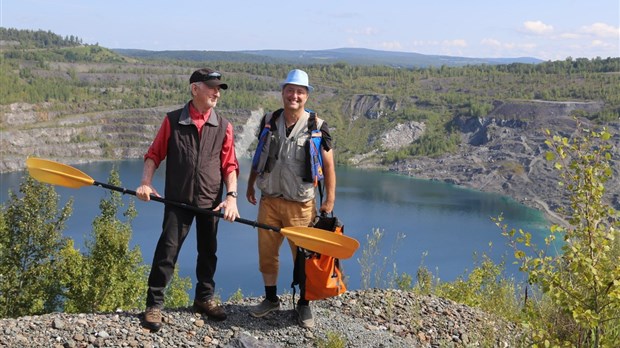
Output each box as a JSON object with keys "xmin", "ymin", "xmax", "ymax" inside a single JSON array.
[{"xmin": 205, "ymin": 72, "xmax": 221, "ymax": 80}]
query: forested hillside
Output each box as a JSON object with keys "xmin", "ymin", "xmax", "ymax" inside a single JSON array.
[{"xmin": 1, "ymin": 28, "xmax": 619, "ymax": 169}]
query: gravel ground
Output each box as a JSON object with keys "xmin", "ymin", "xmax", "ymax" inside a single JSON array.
[{"xmin": 0, "ymin": 289, "xmax": 526, "ymax": 348}]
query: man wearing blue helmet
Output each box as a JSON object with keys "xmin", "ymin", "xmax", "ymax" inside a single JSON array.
[{"xmin": 246, "ymin": 69, "xmax": 336, "ymax": 329}]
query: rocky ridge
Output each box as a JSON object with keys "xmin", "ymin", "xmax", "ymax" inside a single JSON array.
[
  {"xmin": 0, "ymin": 290, "xmax": 525, "ymax": 348},
  {"xmin": 0, "ymin": 103, "xmax": 262, "ymax": 172},
  {"xmin": 352, "ymin": 99, "xmax": 617, "ymax": 225}
]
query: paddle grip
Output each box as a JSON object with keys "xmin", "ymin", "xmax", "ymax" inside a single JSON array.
[{"xmin": 93, "ymin": 181, "xmax": 281, "ymax": 233}]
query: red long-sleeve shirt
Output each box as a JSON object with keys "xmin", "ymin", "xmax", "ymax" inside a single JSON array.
[{"xmin": 144, "ymin": 102, "xmax": 239, "ymax": 178}]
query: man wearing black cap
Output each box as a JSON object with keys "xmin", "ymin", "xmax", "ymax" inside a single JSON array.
[{"xmin": 136, "ymin": 68, "xmax": 240, "ymax": 331}]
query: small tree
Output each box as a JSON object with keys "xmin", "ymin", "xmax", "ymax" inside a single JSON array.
[
  {"xmin": 0, "ymin": 176, "xmax": 72, "ymax": 318},
  {"xmin": 61, "ymin": 168, "xmax": 192, "ymax": 312},
  {"xmin": 498, "ymin": 126, "xmax": 620, "ymax": 347},
  {"xmin": 164, "ymin": 267, "xmax": 191, "ymax": 308},
  {"xmin": 62, "ymin": 168, "xmax": 147, "ymax": 313}
]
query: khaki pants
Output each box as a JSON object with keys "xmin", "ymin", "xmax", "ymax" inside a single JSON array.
[{"xmin": 257, "ymin": 196, "xmax": 316, "ymax": 274}]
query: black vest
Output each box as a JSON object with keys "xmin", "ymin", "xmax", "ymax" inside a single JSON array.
[{"xmin": 164, "ymin": 102, "xmax": 229, "ymax": 208}]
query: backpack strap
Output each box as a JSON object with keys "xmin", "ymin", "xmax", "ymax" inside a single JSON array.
[
  {"xmin": 307, "ymin": 111, "xmax": 324, "ymax": 132},
  {"xmin": 307, "ymin": 111, "xmax": 325, "ymax": 205},
  {"xmin": 308, "ymin": 112, "xmax": 317, "ymax": 132},
  {"xmin": 265, "ymin": 108, "xmax": 283, "ymax": 129},
  {"xmin": 251, "ymin": 109, "xmax": 284, "ymax": 174}
]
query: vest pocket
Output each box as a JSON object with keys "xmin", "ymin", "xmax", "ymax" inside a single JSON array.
[
  {"xmin": 294, "ymin": 138, "xmax": 307, "ymax": 161},
  {"xmin": 283, "ymin": 168, "xmax": 314, "ymax": 200}
]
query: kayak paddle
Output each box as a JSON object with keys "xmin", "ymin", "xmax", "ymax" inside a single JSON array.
[{"xmin": 25, "ymin": 157, "xmax": 359, "ymax": 259}]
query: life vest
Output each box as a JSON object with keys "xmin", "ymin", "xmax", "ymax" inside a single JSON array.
[{"xmin": 251, "ymin": 109, "xmax": 325, "ymax": 200}]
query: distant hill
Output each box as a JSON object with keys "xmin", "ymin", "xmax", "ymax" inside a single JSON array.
[
  {"xmin": 110, "ymin": 49, "xmax": 282, "ymax": 64},
  {"xmin": 112, "ymin": 47, "xmax": 543, "ymax": 68}
]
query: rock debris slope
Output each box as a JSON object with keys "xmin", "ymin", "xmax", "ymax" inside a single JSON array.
[{"xmin": 0, "ymin": 290, "xmax": 525, "ymax": 348}]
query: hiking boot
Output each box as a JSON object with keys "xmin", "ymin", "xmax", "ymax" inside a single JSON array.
[
  {"xmin": 142, "ymin": 306, "xmax": 162, "ymax": 331},
  {"xmin": 249, "ymin": 298, "xmax": 280, "ymax": 318},
  {"xmin": 193, "ymin": 298, "xmax": 227, "ymax": 321},
  {"xmin": 296, "ymin": 304, "xmax": 314, "ymax": 329}
]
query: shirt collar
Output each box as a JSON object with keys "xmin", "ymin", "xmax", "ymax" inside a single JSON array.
[{"xmin": 189, "ymin": 101, "xmax": 211, "ymax": 121}]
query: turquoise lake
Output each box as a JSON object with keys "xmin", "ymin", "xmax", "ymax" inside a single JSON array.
[{"xmin": 0, "ymin": 158, "xmax": 550, "ymax": 300}]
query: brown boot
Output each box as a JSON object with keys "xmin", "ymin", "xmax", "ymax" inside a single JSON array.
[
  {"xmin": 193, "ymin": 298, "xmax": 227, "ymax": 321},
  {"xmin": 143, "ymin": 307, "xmax": 162, "ymax": 331}
]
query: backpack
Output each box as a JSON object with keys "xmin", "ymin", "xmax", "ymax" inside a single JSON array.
[
  {"xmin": 251, "ymin": 109, "xmax": 324, "ymax": 187},
  {"xmin": 291, "ymin": 213, "xmax": 347, "ymax": 301}
]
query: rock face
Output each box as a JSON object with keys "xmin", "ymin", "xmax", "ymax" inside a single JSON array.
[
  {"xmin": 344, "ymin": 94, "xmax": 398, "ymax": 121},
  {"xmin": 380, "ymin": 121, "xmax": 426, "ymax": 150},
  {"xmin": 384, "ymin": 100, "xmax": 617, "ymax": 225},
  {"xmin": 0, "ymin": 290, "xmax": 525, "ymax": 348},
  {"xmin": 487, "ymin": 100, "xmax": 604, "ymax": 120},
  {"xmin": 453, "ymin": 116, "xmax": 528, "ymax": 146},
  {"xmin": 0, "ymin": 103, "xmax": 261, "ymax": 173}
]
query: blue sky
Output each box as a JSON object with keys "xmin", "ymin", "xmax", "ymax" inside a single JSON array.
[{"xmin": 1, "ymin": 0, "xmax": 618, "ymax": 61}]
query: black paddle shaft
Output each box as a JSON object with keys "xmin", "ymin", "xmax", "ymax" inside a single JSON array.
[{"xmin": 93, "ymin": 181, "xmax": 280, "ymax": 233}]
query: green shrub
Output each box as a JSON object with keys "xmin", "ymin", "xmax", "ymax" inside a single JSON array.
[
  {"xmin": 316, "ymin": 331, "xmax": 347, "ymax": 348},
  {"xmin": 498, "ymin": 126, "xmax": 620, "ymax": 347},
  {"xmin": 435, "ymin": 252, "xmax": 523, "ymax": 321},
  {"xmin": 0, "ymin": 176, "xmax": 72, "ymax": 318}
]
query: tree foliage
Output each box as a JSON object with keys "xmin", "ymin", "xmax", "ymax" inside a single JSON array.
[
  {"xmin": 0, "ymin": 27, "xmax": 83, "ymax": 48},
  {"xmin": 0, "ymin": 169, "xmax": 194, "ymax": 318},
  {"xmin": 164, "ymin": 268, "xmax": 192, "ymax": 308},
  {"xmin": 57, "ymin": 168, "xmax": 191, "ymax": 312},
  {"xmin": 0, "ymin": 176, "xmax": 72, "ymax": 318},
  {"xmin": 498, "ymin": 126, "xmax": 620, "ymax": 347},
  {"xmin": 60, "ymin": 168, "xmax": 148, "ymax": 313}
]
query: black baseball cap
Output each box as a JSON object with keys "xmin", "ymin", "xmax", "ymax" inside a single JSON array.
[{"xmin": 189, "ymin": 68, "xmax": 228, "ymax": 89}]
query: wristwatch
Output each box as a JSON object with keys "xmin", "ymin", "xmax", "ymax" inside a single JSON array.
[{"xmin": 226, "ymin": 191, "xmax": 238, "ymax": 198}]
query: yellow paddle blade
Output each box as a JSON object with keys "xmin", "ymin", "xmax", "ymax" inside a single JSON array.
[
  {"xmin": 26, "ymin": 157, "xmax": 95, "ymax": 189},
  {"xmin": 281, "ymin": 226, "xmax": 360, "ymax": 260}
]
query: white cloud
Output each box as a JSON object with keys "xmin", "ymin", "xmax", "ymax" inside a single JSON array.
[
  {"xmin": 380, "ymin": 41, "xmax": 403, "ymax": 50},
  {"xmin": 590, "ymin": 39, "xmax": 615, "ymax": 49},
  {"xmin": 410, "ymin": 40, "xmax": 441, "ymax": 48},
  {"xmin": 480, "ymin": 38, "xmax": 538, "ymax": 57},
  {"xmin": 347, "ymin": 27, "xmax": 378, "ymax": 36},
  {"xmin": 481, "ymin": 38, "xmax": 502, "ymax": 48},
  {"xmin": 580, "ymin": 22, "xmax": 619, "ymax": 38},
  {"xmin": 346, "ymin": 38, "xmax": 359, "ymax": 46},
  {"xmin": 442, "ymin": 39, "xmax": 467, "ymax": 48},
  {"xmin": 523, "ymin": 20, "xmax": 554, "ymax": 35},
  {"xmin": 518, "ymin": 43, "xmax": 537, "ymax": 51},
  {"xmin": 409, "ymin": 39, "xmax": 467, "ymax": 56},
  {"xmin": 559, "ymin": 32, "xmax": 581, "ymax": 40}
]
